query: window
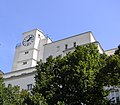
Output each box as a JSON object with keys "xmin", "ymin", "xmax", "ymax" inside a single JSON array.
[
  {"xmin": 73, "ymin": 42, "xmax": 76, "ymax": 47},
  {"xmin": 116, "ymin": 91, "xmax": 119, "ymax": 97},
  {"xmin": 111, "ymin": 92, "xmax": 114, "ymax": 96},
  {"xmin": 57, "ymin": 46, "xmax": 60, "ymax": 52},
  {"xmin": 65, "ymin": 44, "xmax": 68, "ymax": 50},
  {"xmin": 116, "ymin": 97, "xmax": 119, "ymax": 103},
  {"xmin": 57, "ymin": 46, "xmax": 60, "ymax": 48},
  {"xmin": 38, "ymin": 34, "xmax": 40, "ymax": 38},
  {"xmin": 27, "ymin": 84, "xmax": 33, "ymax": 90},
  {"xmin": 25, "ymin": 51, "xmax": 29, "ymax": 54},
  {"xmin": 23, "ymin": 61, "xmax": 27, "ymax": 65}
]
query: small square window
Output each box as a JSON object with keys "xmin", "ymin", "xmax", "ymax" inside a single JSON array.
[
  {"xmin": 27, "ymin": 84, "xmax": 33, "ymax": 90},
  {"xmin": 23, "ymin": 62, "xmax": 27, "ymax": 65},
  {"xmin": 57, "ymin": 46, "xmax": 60, "ymax": 48},
  {"xmin": 25, "ymin": 51, "xmax": 29, "ymax": 54},
  {"xmin": 38, "ymin": 34, "xmax": 40, "ymax": 38}
]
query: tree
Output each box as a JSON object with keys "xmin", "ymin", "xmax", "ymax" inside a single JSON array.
[
  {"xmin": 21, "ymin": 90, "xmax": 48, "ymax": 105},
  {"xmin": 0, "ymin": 77, "xmax": 22, "ymax": 105},
  {"xmin": 95, "ymin": 44, "xmax": 120, "ymax": 105},
  {"xmin": 33, "ymin": 43, "xmax": 110, "ymax": 105},
  {"xmin": 0, "ymin": 77, "xmax": 47, "ymax": 105},
  {"xmin": 98, "ymin": 44, "xmax": 120, "ymax": 86}
]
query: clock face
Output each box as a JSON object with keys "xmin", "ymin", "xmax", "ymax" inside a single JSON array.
[{"xmin": 22, "ymin": 35, "xmax": 35, "ymax": 46}]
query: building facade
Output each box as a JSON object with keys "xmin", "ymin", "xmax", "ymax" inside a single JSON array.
[
  {"xmin": 2, "ymin": 29, "xmax": 119, "ymax": 103},
  {"xmin": 4, "ymin": 29, "xmax": 103, "ymax": 90}
]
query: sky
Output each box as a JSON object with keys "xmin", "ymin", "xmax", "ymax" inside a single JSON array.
[{"xmin": 0, "ymin": 0, "xmax": 120, "ymax": 73}]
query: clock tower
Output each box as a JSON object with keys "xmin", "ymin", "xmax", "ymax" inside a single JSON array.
[{"xmin": 12, "ymin": 29, "xmax": 52, "ymax": 71}]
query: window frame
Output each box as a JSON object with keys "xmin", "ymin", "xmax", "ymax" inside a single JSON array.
[
  {"xmin": 23, "ymin": 61, "xmax": 27, "ymax": 65},
  {"xmin": 65, "ymin": 44, "xmax": 68, "ymax": 50},
  {"xmin": 27, "ymin": 84, "xmax": 33, "ymax": 90}
]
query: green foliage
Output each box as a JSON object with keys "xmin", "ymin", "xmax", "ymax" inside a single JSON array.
[
  {"xmin": 0, "ymin": 77, "xmax": 47, "ymax": 105},
  {"xmin": 96, "ymin": 45, "xmax": 120, "ymax": 105},
  {"xmin": 96, "ymin": 45, "xmax": 120, "ymax": 87},
  {"xmin": 97, "ymin": 55, "xmax": 120, "ymax": 87},
  {"xmin": 0, "ymin": 78, "xmax": 22, "ymax": 105},
  {"xmin": 33, "ymin": 43, "xmax": 111, "ymax": 105},
  {"xmin": 21, "ymin": 90, "xmax": 48, "ymax": 105}
]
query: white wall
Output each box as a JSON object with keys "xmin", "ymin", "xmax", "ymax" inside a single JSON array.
[
  {"xmin": 11, "ymin": 29, "xmax": 51, "ymax": 71},
  {"xmin": 4, "ymin": 72, "xmax": 35, "ymax": 90},
  {"xmin": 43, "ymin": 32, "xmax": 96, "ymax": 61},
  {"xmin": 3, "ymin": 67, "xmax": 36, "ymax": 90},
  {"xmin": 105, "ymin": 48, "xmax": 117, "ymax": 56},
  {"xmin": 12, "ymin": 44, "xmax": 21, "ymax": 71}
]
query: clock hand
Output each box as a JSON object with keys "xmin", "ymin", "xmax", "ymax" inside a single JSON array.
[{"xmin": 27, "ymin": 37, "xmax": 32, "ymax": 42}]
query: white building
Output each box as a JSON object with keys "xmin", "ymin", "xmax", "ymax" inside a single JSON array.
[
  {"xmin": 2, "ymin": 29, "xmax": 119, "ymax": 103},
  {"xmin": 3, "ymin": 29, "xmax": 102, "ymax": 90}
]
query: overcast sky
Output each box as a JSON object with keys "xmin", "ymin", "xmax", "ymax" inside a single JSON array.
[{"xmin": 0, "ymin": 0, "xmax": 120, "ymax": 73}]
